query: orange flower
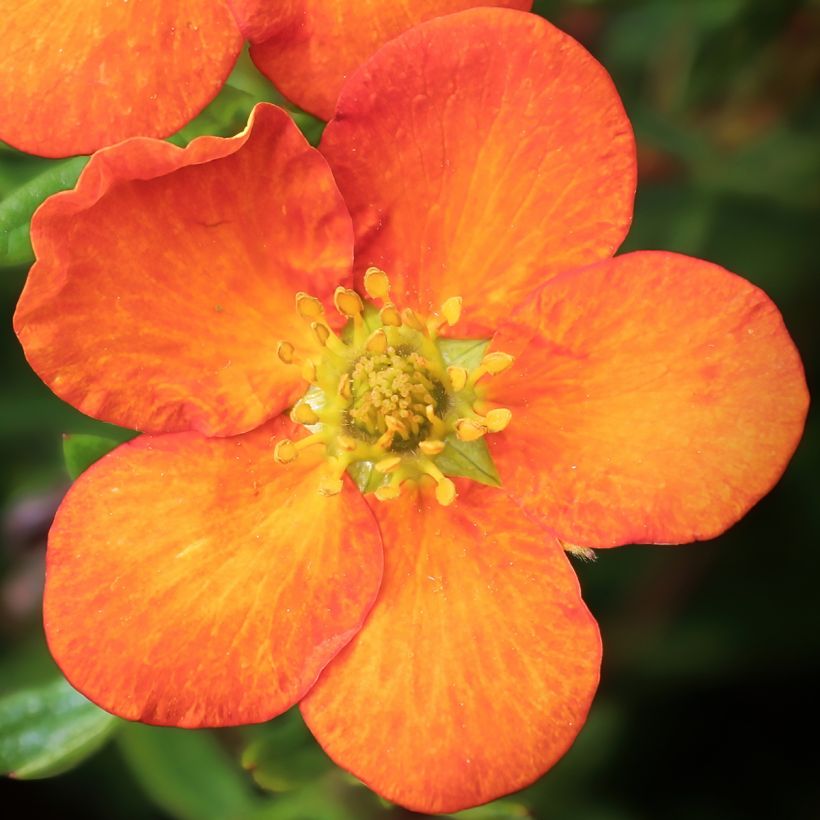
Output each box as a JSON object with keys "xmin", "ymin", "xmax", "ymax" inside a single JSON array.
[
  {"xmin": 14, "ymin": 9, "xmax": 807, "ymax": 814},
  {"xmin": 0, "ymin": 0, "xmax": 529, "ymax": 158},
  {"xmin": 229, "ymin": 0, "xmax": 533, "ymax": 121}
]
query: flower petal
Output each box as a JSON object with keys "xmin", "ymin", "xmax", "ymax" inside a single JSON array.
[
  {"xmin": 15, "ymin": 103, "xmax": 353, "ymax": 437},
  {"xmin": 320, "ymin": 8, "xmax": 636, "ymax": 335},
  {"xmin": 301, "ymin": 482, "xmax": 600, "ymax": 813},
  {"xmin": 231, "ymin": 1, "xmax": 532, "ymax": 122},
  {"xmin": 44, "ymin": 416, "xmax": 383, "ymax": 728},
  {"xmin": 0, "ymin": 0, "xmax": 243, "ymax": 158},
  {"xmin": 486, "ymin": 251, "xmax": 809, "ymax": 548}
]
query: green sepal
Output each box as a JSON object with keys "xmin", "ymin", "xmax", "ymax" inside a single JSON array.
[
  {"xmin": 0, "ymin": 677, "xmax": 119, "ymax": 779},
  {"xmin": 347, "ymin": 459, "xmax": 388, "ymax": 495},
  {"xmin": 0, "ymin": 156, "xmax": 87, "ymax": 269},
  {"xmin": 62, "ymin": 430, "xmax": 137, "ymax": 480},
  {"xmin": 435, "ymin": 434, "xmax": 500, "ymax": 487},
  {"xmin": 436, "ymin": 337, "xmax": 490, "ymax": 370}
]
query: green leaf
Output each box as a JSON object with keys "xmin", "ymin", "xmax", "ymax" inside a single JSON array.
[
  {"xmin": 62, "ymin": 430, "xmax": 137, "ymax": 480},
  {"xmin": 436, "ymin": 337, "xmax": 490, "ymax": 370},
  {"xmin": 0, "ymin": 156, "xmax": 87, "ymax": 268},
  {"xmin": 446, "ymin": 801, "xmax": 531, "ymax": 819},
  {"xmin": 241, "ymin": 709, "xmax": 331, "ymax": 794},
  {"xmin": 435, "ymin": 434, "xmax": 500, "ymax": 487},
  {"xmin": 0, "ymin": 677, "xmax": 119, "ymax": 779},
  {"xmin": 118, "ymin": 724, "xmax": 257, "ymax": 820}
]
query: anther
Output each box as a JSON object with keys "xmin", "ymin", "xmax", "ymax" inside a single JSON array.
[
  {"xmin": 312, "ymin": 321, "xmax": 331, "ymax": 346},
  {"xmin": 486, "ymin": 408, "xmax": 512, "ymax": 432},
  {"xmin": 334, "ymin": 286, "xmax": 363, "ymax": 318},
  {"xmin": 436, "ymin": 478, "xmax": 457, "ymax": 507},
  {"xmin": 447, "ymin": 366, "xmax": 468, "ymax": 392},
  {"xmin": 374, "ymin": 483, "xmax": 402, "ymax": 502},
  {"xmin": 441, "ymin": 296, "xmax": 462, "ymax": 327},
  {"xmin": 401, "ymin": 308, "xmax": 426, "ymax": 332},
  {"xmin": 319, "ymin": 475, "xmax": 345, "ymax": 496},
  {"xmin": 363, "ymin": 267, "xmax": 391, "ymax": 300},
  {"xmin": 274, "ymin": 439, "xmax": 298, "ymax": 464},
  {"xmin": 277, "ymin": 340, "xmax": 295, "ymax": 364},
  {"xmin": 338, "ymin": 374, "xmax": 352, "ymax": 400},
  {"xmin": 455, "ymin": 418, "xmax": 487, "ymax": 442},
  {"xmin": 337, "ymin": 434, "xmax": 358, "ymax": 452},
  {"xmin": 365, "ymin": 328, "xmax": 388, "ymax": 354},
  {"xmin": 318, "ymin": 458, "xmax": 347, "ymax": 496},
  {"xmin": 296, "ymin": 292, "xmax": 324, "ymax": 320},
  {"xmin": 375, "ymin": 456, "xmax": 402, "ymax": 474},
  {"xmin": 481, "ymin": 352, "xmax": 515, "ymax": 375},
  {"xmin": 379, "ymin": 304, "xmax": 402, "ymax": 327},
  {"xmin": 421, "ymin": 460, "xmax": 457, "ymax": 507},
  {"xmin": 301, "ymin": 360, "xmax": 317, "ymax": 383},
  {"xmin": 290, "ymin": 404, "xmax": 319, "ymax": 425},
  {"xmin": 419, "ymin": 439, "xmax": 446, "ymax": 456}
]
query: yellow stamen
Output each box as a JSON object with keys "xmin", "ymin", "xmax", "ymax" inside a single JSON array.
[
  {"xmin": 363, "ymin": 267, "xmax": 391, "ymax": 300},
  {"xmin": 312, "ymin": 321, "xmax": 330, "ymax": 346},
  {"xmin": 447, "ymin": 365, "xmax": 468, "ymax": 392},
  {"xmin": 401, "ymin": 308, "xmax": 426, "ymax": 332},
  {"xmin": 420, "ymin": 460, "xmax": 457, "ymax": 507},
  {"xmin": 374, "ymin": 483, "xmax": 402, "ymax": 502},
  {"xmin": 365, "ymin": 328, "xmax": 388, "ymax": 354},
  {"xmin": 277, "ymin": 340, "xmax": 295, "ymax": 364},
  {"xmin": 441, "ymin": 296, "xmax": 462, "ymax": 327},
  {"xmin": 481, "ymin": 352, "xmax": 515, "ymax": 375},
  {"xmin": 337, "ymin": 434, "xmax": 359, "ymax": 451},
  {"xmin": 334, "ymin": 286, "xmax": 363, "ymax": 318},
  {"xmin": 318, "ymin": 457, "xmax": 347, "ymax": 496},
  {"xmin": 375, "ymin": 456, "xmax": 402, "ymax": 473},
  {"xmin": 419, "ymin": 439, "xmax": 446, "ymax": 456},
  {"xmin": 274, "ymin": 439, "xmax": 298, "ymax": 464},
  {"xmin": 296, "ymin": 292, "xmax": 324, "ymax": 319},
  {"xmin": 301, "ymin": 359, "xmax": 317, "ymax": 383},
  {"xmin": 486, "ymin": 408, "xmax": 512, "ymax": 432},
  {"xmin": 319, "ymin": 475, "xmax": 344, "ymax": 496},
  {"xmin": 290, "ymin": 403, "xmax": 319, "ymax": 425},
  {"xmin": 455, "ymin": 418, "xmax": 487, "ymax": 442},
  {"xmin": 379, "ymin": 304, "xmax": 402, "ymax": 327},
  {"xmin": 338, "ymin": 373, "xmax": 352, "ymax": 400},
  {"xmin": 435, "ymin": 477, "xmax": 457, "ymax": 506}
]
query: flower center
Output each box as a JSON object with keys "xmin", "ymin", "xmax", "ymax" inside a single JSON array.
[
  {"xmin": 274, "ymin": 268, "xmax": 514, "ymax": 506},
  {"xmin": 346, "ymin": 348, "xmax": 445, "ymax": 451}
]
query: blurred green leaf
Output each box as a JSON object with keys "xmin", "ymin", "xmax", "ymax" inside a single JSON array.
[
  {"xmin": 62, "ymin": 430, "xmax": 136, "ymax": 480},
  {"xmin": 447, "ymin": 801, "xmax": 531, "ymax": 819},
  {"xmin": 241, "ymin": 709, "xmax": 331, "ymax": 794},
  {"xmin": 0, "ymin": 677, "xmax": 118, "ymax": 779},
  {"xmin": 436, "ymin": 338, "xmax": 490, "ymax": 370},
  {"xmin": 435, "ymin": 434, "xmax": 500, "ymax": 487},
  {"xmin": 118, "ymin": 724, "xmax": 257, "ymax": 820},
  {"xmin": 0, "ymin": 156, "xmax": 87, "ymax": 268}
]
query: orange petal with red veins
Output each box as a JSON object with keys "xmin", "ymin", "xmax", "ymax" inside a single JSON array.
[
  {"xmin": 231, "ymin": 1, "xmax": 532, "ymax": 122},
  {"xmin": 320, "ymin": 8, "xmax": 636, "ymax": 336},
  {"xmin": 486, "ymin": 251, "xmax": 809, "ymax": 548},
  {"xmin": 0, "ymin": 0, "xmax": 242, "ymax": 158},
  {"xmin": 15, "ymin": 103, "xmax": 353, "ymax": 437},
  {"xmin": 45, "ymin": 416, "xmax": 382, "ymax": 728},
  {"xmin": 301, "ymin": 482, "xmax": 600, "ymax": 813}
]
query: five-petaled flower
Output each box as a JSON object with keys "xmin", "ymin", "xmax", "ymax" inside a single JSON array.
[
  {"xmin": 13, "ymin": 9, "xmax": 808, "ymax": 814},
  {"xmin": 0, "ymin": 0, "xmax": 528, "ymax": 157}
]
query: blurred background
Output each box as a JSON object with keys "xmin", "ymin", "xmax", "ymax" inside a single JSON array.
[{"xmin": 1, "ymin": 0, "xmax": 818, "ymax": 818}]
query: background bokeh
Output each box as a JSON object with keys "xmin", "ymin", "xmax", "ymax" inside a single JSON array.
[{"xmin": 1, "ymin": 1, "xmax": 818, "ymax": 818}]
